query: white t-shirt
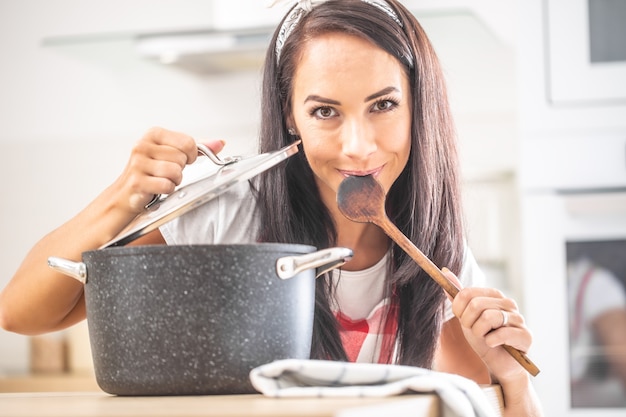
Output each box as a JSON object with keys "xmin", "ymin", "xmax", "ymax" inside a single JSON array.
[{"xmin": 160, "ymin": 181, "xmax": 485, "ymax": 323}]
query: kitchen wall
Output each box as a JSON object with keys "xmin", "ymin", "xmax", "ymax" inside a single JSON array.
[
  {"xmin": 0, "ymin": 0, "xmax": 266, "ymax": 374},
  {"xmin": 0, "ymin": 0, "xmax": 519, "ymax": 375}
]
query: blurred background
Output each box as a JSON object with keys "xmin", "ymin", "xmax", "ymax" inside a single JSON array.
[{"xmin": 0, "ymin": 1, "xmax": 625, "ymax": 415}]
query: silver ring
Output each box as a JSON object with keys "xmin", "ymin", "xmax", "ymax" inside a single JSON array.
[{"xmin": 501, "ymin": 310, "xmax": 509, "ymax": 327}]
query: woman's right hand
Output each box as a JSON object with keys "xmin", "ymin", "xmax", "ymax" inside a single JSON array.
[
  {"xmin": 0, "ymin": 127, "xmax": 225, "ymax": 335},
  {"xmin": 111, "ymin": 127, "xmax": 225, "ymax": 215}
]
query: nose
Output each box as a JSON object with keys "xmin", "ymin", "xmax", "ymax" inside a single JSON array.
[{"xmin": 341, "ymin": 118, "xmax": 377, "ymax": 160}]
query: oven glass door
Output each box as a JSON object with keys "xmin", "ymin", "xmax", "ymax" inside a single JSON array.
[
  {"xmin": 566, "ymin": 239, "xmax": 626, "ymax": 407},
  {"xmin": 522, "ymin": 191, "xmax": 626, "ymax": 416}
]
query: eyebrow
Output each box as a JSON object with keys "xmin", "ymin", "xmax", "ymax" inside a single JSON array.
[
  {"xmin": 303, "ymin": 86, "xmax": 400, "ymax": 105},
  {"xmin": 364, "ymin": 86, "xmax": 400, "ymax": 102},
  {"xmin": 303, "ymin": 95, "xmax": 341, "ymax": 105}
]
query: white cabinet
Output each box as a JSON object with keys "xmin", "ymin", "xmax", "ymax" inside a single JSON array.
[
  {"xmin": 517, "ymin": 0, "xmax": 626, "ymax": 132},
  {"xmin": 546, "ymin": 0, "xmax": 626, "ymax": 105},
  {"xmin": 210, "ymin": 0, "xmax": 287, "ymax": 30},
  {"xmin": 40, "ymin": 0, "xmax": 214, "ymax": 39},
  {"xmin": 520, "ymin": 131, "xmax": 626, "ymax": 192},
  {"xmin": 38, "ymin": 1, "xmax": 288, "ymax": 40},
  {"xmin": 517, "ymin": 0, "xmax": 626, "ymax": 191}
]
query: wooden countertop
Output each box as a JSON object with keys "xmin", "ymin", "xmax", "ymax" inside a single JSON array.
[
  {"xmin": 0, "ymin": 392, "xmax": 440, "ymax": 417},
  {"xmin": 0, "ymin": 373, "xmax": 100, "ymax": 393},
  {"xmin": 0, "ymin": 375, "xmax": 503, "ymax": 417}
]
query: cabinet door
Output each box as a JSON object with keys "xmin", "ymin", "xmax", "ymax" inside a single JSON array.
[
  {"xmin": 211, "ymin": 0, "xmax": 287, "ymax": 30},
  {"xmin": 546, "ymin": 0, "xmax": 626, "ymax": 105},
  {"xmin": 41, "ymin": 0, "xmax": 214, "ymax": 37}
]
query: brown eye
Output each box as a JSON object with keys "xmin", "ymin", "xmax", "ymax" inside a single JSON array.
[
  {"xmin": 373, "ymin": 100, "xmax": 395, "ymax": 112},
  {"xmin": 313, "ymin": 106, "xmax": 337, "ymax": 119}
]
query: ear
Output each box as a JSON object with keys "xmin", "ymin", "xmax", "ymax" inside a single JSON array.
[{"xmin": 286, "ymin": 114, "xmax": 297, "ymax": 135}]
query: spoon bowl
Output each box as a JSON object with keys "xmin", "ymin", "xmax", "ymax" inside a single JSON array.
[{"xmin": 337, "ymin": 175, "xmax": 460, "ymax": 297}]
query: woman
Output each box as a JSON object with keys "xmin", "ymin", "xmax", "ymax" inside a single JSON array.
[{"xmin": 0, "ymin": 0, "xmax": 542, "ymax": 414}]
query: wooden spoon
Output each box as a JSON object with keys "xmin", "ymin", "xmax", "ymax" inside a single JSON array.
[{"xmin": 337, "ymin": 174, "xmax": 540, "ymax": 376}]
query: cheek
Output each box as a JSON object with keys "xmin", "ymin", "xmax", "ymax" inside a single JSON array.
[
  {"xmin": 382, "ymin": 120, "xmax": 411, "ymax": 156},
  {"xmin": 301, "ymin": 139, "xmax": 328, "ymax": 172},
  {"xmin": 300, "ymin": 129, "xmax": 338, "ymax": 156},
  {"xmin": 395, "ymin": 115, "xmax": 412, "ymax": 158},
  {"xmin": 383, "ymin": 120, "xmax": 412, "ymax": 185}
]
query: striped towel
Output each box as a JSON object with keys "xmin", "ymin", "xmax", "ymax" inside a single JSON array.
[{"xmin": 249, "ymin": 359, "xmax": 498, "ymax": 417}]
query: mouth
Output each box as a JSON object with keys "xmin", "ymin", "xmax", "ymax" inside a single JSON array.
[{"xmin": 338, "ymin": 165, "xmax": 384, "ymax": 178}]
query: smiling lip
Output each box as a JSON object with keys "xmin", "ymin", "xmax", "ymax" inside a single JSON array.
[{"xmin": 338, "ymin": 166, "xmax": 384, "ymax": 178}]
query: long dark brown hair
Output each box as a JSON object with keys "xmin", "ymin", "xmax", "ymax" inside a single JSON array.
[{"xmin": 256, "ymin": 0, "xmax": 464, "ymax": 368}]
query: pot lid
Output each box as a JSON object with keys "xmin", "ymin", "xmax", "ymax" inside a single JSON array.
[{"xmin": 101, "ymin": 141, "xmax": 300, "ymax": 248}]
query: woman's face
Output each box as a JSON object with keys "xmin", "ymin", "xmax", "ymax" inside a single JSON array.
[{"xmin": 290, "ymin": 32, "xmax": 412, "ymax": 207}]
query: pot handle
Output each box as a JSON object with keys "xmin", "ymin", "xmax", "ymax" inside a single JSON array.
[
  {"xmin": 276, "ymin": 247, "xmax": 353, "ymax": 280},
  {"xmin": 47, "ymin": 257, "xmax": 88, "ymax": 284}
]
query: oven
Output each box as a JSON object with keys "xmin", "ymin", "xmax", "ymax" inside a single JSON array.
[
  {"xmin": 517, "ymin": 0, "xmax": 626, "ymax": 413},
  {"xmin": 520, "ymin": 129, "xmax": 626, "ymax": 415}
]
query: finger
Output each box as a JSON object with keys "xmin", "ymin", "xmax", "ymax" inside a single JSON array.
[
  {"xmin": 480, "ymin": 308, "xmax": 531, "ymax": 351},
  {"xmin": 458, "ymin": 300, "xmax": 521, "ymax": 340},
  {"xmin": 201, "ymin": 139, "xmax": 226, "ymax": 155},
  {"xmin": 471, "ymin": 307, "xmax": 519, "ymax": 338},
  {"xmin": 128, "ymin": 144, "xmax": 186, "ymax": 183},
  {"xmin": 441, "ymin": 267, "xmax": 462, "ymax": 301},
  {"xmin": 131, "ymin": 174, "xmax": 180, "ymax": 201},
  {"xmin": 144, "ymin": 160, "xmax": 187, "ymax": 189},
  {"xmin": 451, "ymin": 286, "xmax": 508, "ymax": 322},
  {"xmin": 500, "ymin": 309, "xmax": 509, "ymax": 327},
  {"xmin": 485, "ymin": 324, "xmax": 533, "ymax": 352},
  {"xmin": 137, "ymin": 143, "xmax": 190, "ymax": 170},
  {"xmin": 142, "ymin": 127, "xmax": 199, "ymax": 164},
  {"xmin": 123, "ymin": 157, "xmax": 182, "ymax": 197}
]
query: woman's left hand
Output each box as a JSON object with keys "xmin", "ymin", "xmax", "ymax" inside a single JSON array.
[{"xmin": 443, "ymin": 269, "xmax": 533, "ymax": 383}]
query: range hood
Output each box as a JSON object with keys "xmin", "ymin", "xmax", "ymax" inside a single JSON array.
[
  {"xmin": 132, "ymin": 9, "xmax": 509, "ymax": 75},
  {"xmin": 40, "ymin": 1, "xmax": 513, "ymax": 76},
  {"xmin": 135, "ymin": 27, "xmax": 273, "ymax": 74}
]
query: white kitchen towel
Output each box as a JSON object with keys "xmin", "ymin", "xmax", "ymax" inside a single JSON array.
[{"xmin": 249, "ymin": 359, "xmax": 498, "ymax": 417}]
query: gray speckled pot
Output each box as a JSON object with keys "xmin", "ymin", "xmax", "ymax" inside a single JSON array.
[{"xmin": 71, "ymin": 243, "xmax": 333, "ymax": 396}]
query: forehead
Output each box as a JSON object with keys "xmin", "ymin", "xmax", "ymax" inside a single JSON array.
[{"xmin": 292, "ymin": 32, "xmax": 408, "ymax": 97}]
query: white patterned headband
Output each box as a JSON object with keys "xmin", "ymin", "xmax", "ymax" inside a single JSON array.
[{"xmin": 269, "ymin": 0, "xmax": 404, "ymax": 64}]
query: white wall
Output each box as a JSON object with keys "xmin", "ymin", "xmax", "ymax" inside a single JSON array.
[
  {"xmin": 0, "ymin": 0, "xmax": 265, "ymax": 374},
  {"xmin": 0, "ymin": 0, "xmax": 519, "ymax": 374}
]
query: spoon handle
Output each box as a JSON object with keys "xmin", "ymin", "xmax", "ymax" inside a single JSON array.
[
  {"xmin": 376, "ymin": 217, "xmax": 461, "ymax": 298},
  {"xmin": 377, "ymin": 216, "xmax": 541, "ymax": 376}
]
